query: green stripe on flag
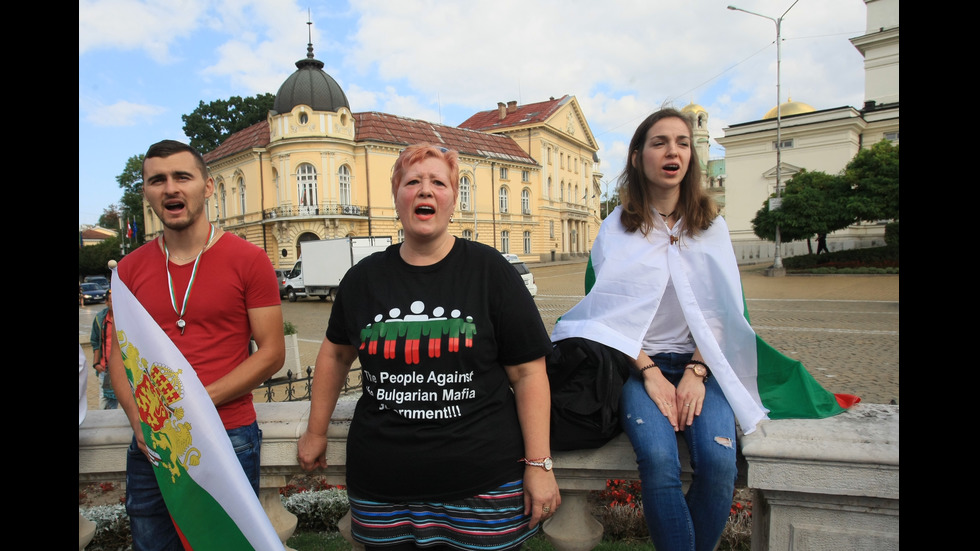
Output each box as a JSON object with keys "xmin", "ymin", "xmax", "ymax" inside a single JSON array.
[
  {"xmin": 146, "ymin": 424, "xmax": 255, "ymax": 551},
  {"xmin": 754, "ymin": 336, "xmax": 845, "ymax": 419}
]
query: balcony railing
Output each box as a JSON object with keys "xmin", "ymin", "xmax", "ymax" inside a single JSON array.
[{"xmin": 263, "ymin": 203, "xmax": 371, "ymax": 220}]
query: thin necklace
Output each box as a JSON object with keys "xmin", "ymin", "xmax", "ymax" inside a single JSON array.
[
  {"xmin": 167, "ymin": 230, "xmax": 217, "ymax": 260},
  {"xmin": 658, "ymin": 210, "xmax": 675, "ymax": 219},
  {"xmin": 162, "ymin": 224, "xmax": 215, "ymax": 335}
]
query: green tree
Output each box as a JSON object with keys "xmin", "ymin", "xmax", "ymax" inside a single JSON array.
[
  {"xmin": 98, "ymin": 204, "xmax": 121, "ymax": 231},
  {"xmin": 844, "ymin": 139, "xmax": 899, "ymax": 223},
  {"xmin": 181, "ymin": 93, "xmax": 275, "ymax": 154},
  {"xmin": 79, "ymin": 236, "xmax": 122, "ymax": 279},
  {"xmin": 116, "ymin": 154, "xmax": 147, "ymax": 249},
  {"xmin": 751, "ymin": 170, "xmax": 854, "ymax": 250}
]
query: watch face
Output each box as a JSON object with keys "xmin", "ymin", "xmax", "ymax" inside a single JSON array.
[{"xmin": 543, "ymin": 457, "xmax": 553, "ymax": 470}]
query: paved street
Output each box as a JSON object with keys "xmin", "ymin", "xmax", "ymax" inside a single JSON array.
[{"xmin": 80, "ymin": 260, "xmax": 899, "ymax": 410}]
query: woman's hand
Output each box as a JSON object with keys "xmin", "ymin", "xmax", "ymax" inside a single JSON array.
[
  {"xmin": 676, "ymin": 370, "xmax": 706, "ymax": 430},
  {"xmin": 523, "ymin": 466, "xmax": 561, "ymax": 528},
  {"xmin": 297, "ymin": 431, "xmax": 328, "ymax": 472},
  {"xmin": 642, "ymin": 367, "xmax": 679, "ymax": 431}
]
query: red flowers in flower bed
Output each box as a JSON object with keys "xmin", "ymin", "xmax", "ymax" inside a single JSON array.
[{"xmin": 597, "ymin": 479, "xmax": 643, "ymax": 509}]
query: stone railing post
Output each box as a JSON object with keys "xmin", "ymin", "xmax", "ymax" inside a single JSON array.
[{"xmin": 740, "ymin": 403, "xmax": 899, "ymax": 551}]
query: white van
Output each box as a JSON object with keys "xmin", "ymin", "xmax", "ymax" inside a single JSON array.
[{"xmin": 502, "ymin": 253, "xmax": 538, "ymax": 297}]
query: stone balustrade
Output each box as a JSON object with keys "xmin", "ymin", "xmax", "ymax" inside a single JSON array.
[{"xmin": 79, "ymin": 401, "xmax": 898, "ymax": 551}]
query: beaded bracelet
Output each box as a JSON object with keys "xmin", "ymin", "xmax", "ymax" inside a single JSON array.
[{"xmin": 637, "ymin": 363, "xmax": 657, "ymax": 372}]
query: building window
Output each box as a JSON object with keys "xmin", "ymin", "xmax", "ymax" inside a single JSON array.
[
  {"xmin": 237, "ymin": 177, "xmax": 246, "ymax": 214},
  {"xmin": 522, "ymin": 170, "xmax": 529, "ymax": 182},
  {"xmin": 560, "ymin": 152, "xmax": 564, "ymax": 169},
  {"xmin": 550, "ymin": 220, "xmax": 555, "ymax": 239},
  {"xmin": 773, "ymin": 138, "xmax": 794, "ymax": 150},
  {"xmin": 884, "ymin": 131, "xmax": 899, "ymax": 142},
  {"xmin": 574, "ymin": 185, "xmax": 580, "ymax": 203},
  {"xmin": 523, "ymin": 231, "xmax": 531, "ymax": 254},
  {"xmin": 299, "ymin": 112, "xmax": 309, "ymax": 125},
  {"xmin": 501, "ymin": 230, "xmax": 510, "ymax": 253},
  {"xmin": 218, "ymin": 183, "xmax": 227, "ymax": 218},
  {"xmin": 297, "ymin": 163, "xmax": 318, "ymax": 214},
  {"xmin": 339, "ymin": 165, "xmax": 351, "ymax": 206},
  {"xmin": 559, "ymin": 181, "xmax": 564, "ymax": 202},
  {"xmin": 499, "ymin": 187, "xmax": 509, "ymax": 213},
  {"xmin": 521, "ymin": 188, "xmax": 531, "ymax": 214},
  {"xmin": 547, "ymin": 147, "xmax": 552, "ymax": 164},
  {"xmin": 574, "ymin": 157, "xmax": 579, "ymax": 173},
  {"xmin": 460, "ymin": 176, "xmax": 471, "ymax": 211},
  {"xmin": 462, "ymin": 229, "xmax": 473, "ymax": 240},
  {"xmin": 500, "ymin": 167, "xmax": 509, "ymax": 180},
  {"xmin": 398, "ymin": 229, "xmax": 404, "ymax": 243}
]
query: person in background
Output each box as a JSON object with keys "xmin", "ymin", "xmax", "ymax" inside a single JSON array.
[
  {"xmin": 90, "ymin": 289, "xmax": 118, "ymax": 409},
  {"xmin": 298, "ymin": 144, "xmax": 560, "ymax": 551},
  {"xmin": 79, "ymin": 343, "xmax": 88, "ymax": 427}
]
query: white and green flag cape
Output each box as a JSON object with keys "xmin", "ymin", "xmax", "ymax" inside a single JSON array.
[
  {"xmin": 551, "ymin": 208, "xmax": 858, "ymax": 435},
  {"xmin": 111, "ymin": 269, "xmax": 283, "ymax": 550}
]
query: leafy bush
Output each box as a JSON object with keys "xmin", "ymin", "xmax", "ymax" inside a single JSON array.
[
  {"xmin": 282, "ymin": 487, "xmax": 351, "ymax": 531},
  {"xmin": 80, "ymin": 504, "xmax": 132, "ymax": 550},
  {"xmin": 783, "ymin": 245, "xmax": 898, "ymax": 272},
  {"xmin": 885, "ymin": 221, "xmax": 899, "ymax": 248}
]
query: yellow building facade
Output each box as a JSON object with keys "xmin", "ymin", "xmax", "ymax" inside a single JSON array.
[{"xmin": 142, "ymin": 45, "xmax": 602, "ymax": 271}]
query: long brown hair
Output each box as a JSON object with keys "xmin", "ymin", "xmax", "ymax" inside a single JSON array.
[{"xmin": 617, "ymin": 108, "xmax": 717, "ymax": 236}]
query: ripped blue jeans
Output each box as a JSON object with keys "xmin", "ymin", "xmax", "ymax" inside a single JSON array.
[{"xmin": 620, "ymin": 353, "xmax": 737, "ymax": 551}]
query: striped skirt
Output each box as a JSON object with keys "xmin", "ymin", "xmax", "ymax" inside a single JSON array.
[{"xmin": 348, "ymin": 480, "xmax": 538, "ymax": 551}]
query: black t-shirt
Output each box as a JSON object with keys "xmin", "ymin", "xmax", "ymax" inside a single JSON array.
[{"xmin": 327, "ymin": 238, "xmax": 552, "ymax": 501}]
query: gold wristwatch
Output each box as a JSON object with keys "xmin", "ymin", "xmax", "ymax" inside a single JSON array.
[{"xmin": 686, "ymin": 360, "xmax": 709, "ymax": 379}]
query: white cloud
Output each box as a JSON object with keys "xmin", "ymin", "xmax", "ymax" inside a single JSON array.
[
  {"xmin": 84, "ymin": 100, "xmax": 167, "ymax": 127},
  {"xmin": 78, "ymin": 0, "xmax": 208, "ymax": 63}
]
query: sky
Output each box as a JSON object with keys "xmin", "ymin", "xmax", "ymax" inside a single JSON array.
[{"xmin": 79, "ymin": 0, "xmax": 869, "ymax": 227}]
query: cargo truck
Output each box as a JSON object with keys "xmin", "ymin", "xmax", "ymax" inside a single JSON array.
[{"xmin": 282, "ymin": 236, "xmax": 392, "ymax": 302}]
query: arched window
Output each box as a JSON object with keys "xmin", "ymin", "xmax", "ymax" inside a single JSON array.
[
  {"xmin": 238, "ymin": 177, "xmax": 246, "ymax": 214},
  {"xmin": 498, "ymin": 187, "xmax": 509, "ymax": 213},
  {"xmin": 521, "ymin": 188, "xmax": 531, "ymax": 214},
  {"xmin": 460, "ymin": 176, "xmax": 471, "ymax": 211},
  {"xmin": 339, "ymin": 165, "xmax": 351, "ymax": 206},
  {"xmin": 462, "ymin": 229, "xmax": 473, "ymax": 240},
  {"xmin": 559, "ymin": 181, "xmax": 564, "ymax": 202},
  {"xmin": 297, "ymin": 163, "xmax": 318, "ymax": 215},
  {"xmin": 218, "ymin": 183, "xmax": 227, "ymax": 219}
]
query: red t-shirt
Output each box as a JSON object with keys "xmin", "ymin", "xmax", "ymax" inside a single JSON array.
[{"xmin": 118, "ymin": 232, "xmax": 281, "ymax": 429}]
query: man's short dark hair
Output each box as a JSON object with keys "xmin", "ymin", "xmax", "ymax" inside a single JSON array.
[{"xmin": 142, "ymin": 140, "xmax": 209, "ymax": 180}]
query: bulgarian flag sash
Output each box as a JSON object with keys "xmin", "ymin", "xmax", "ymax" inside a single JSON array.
[
  {"xmin": 551, "ymin": 207, "xmax": 858, "ymax": 434},
  {"xmin": 111, "ymin": 270, "xmax": 283, "ymax": 550}
]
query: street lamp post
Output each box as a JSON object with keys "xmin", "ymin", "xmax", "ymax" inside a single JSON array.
[{"xmin": 728, "ymin": 0, "xmax": 799, "ymax": 277}]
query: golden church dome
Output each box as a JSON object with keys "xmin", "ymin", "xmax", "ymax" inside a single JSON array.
[
  {"xmin": 682, "ymin": 102, "xmax": 707, "ymax": 115},
  {"xmin": 763, "ymin": 98, "xmax": 815, "ymax": 119}
]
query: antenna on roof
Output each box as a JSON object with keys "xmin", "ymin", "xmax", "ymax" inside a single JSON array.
[{"xmin": 306, "ymin": 8, "xmax": 314, "ymax": 59}]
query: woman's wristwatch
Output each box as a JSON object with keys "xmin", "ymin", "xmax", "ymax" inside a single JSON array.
[
  {"xmin": 685, "ymin": 359, "xmax": 710, "ymax": 380},
  {"xmin": 520, "ymin": 456, "xmax": 554, "ymax": 471}
]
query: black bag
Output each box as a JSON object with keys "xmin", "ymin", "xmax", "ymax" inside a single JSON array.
[{"xmin": 547, "ymin": 337, "xmax": 633, "ymax": 450}]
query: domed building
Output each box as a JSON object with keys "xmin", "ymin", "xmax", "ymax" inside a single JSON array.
[
  {"xmin": 761, "ymin": 98, "xmax": 816, "ymax": 120},
  {"xmin": 142, "ymin": 37, "xmax": 603, "ymax": 270},
  {"xmin": 716, "ymin": 0, "xmax": 898, "ymax": 264}
]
